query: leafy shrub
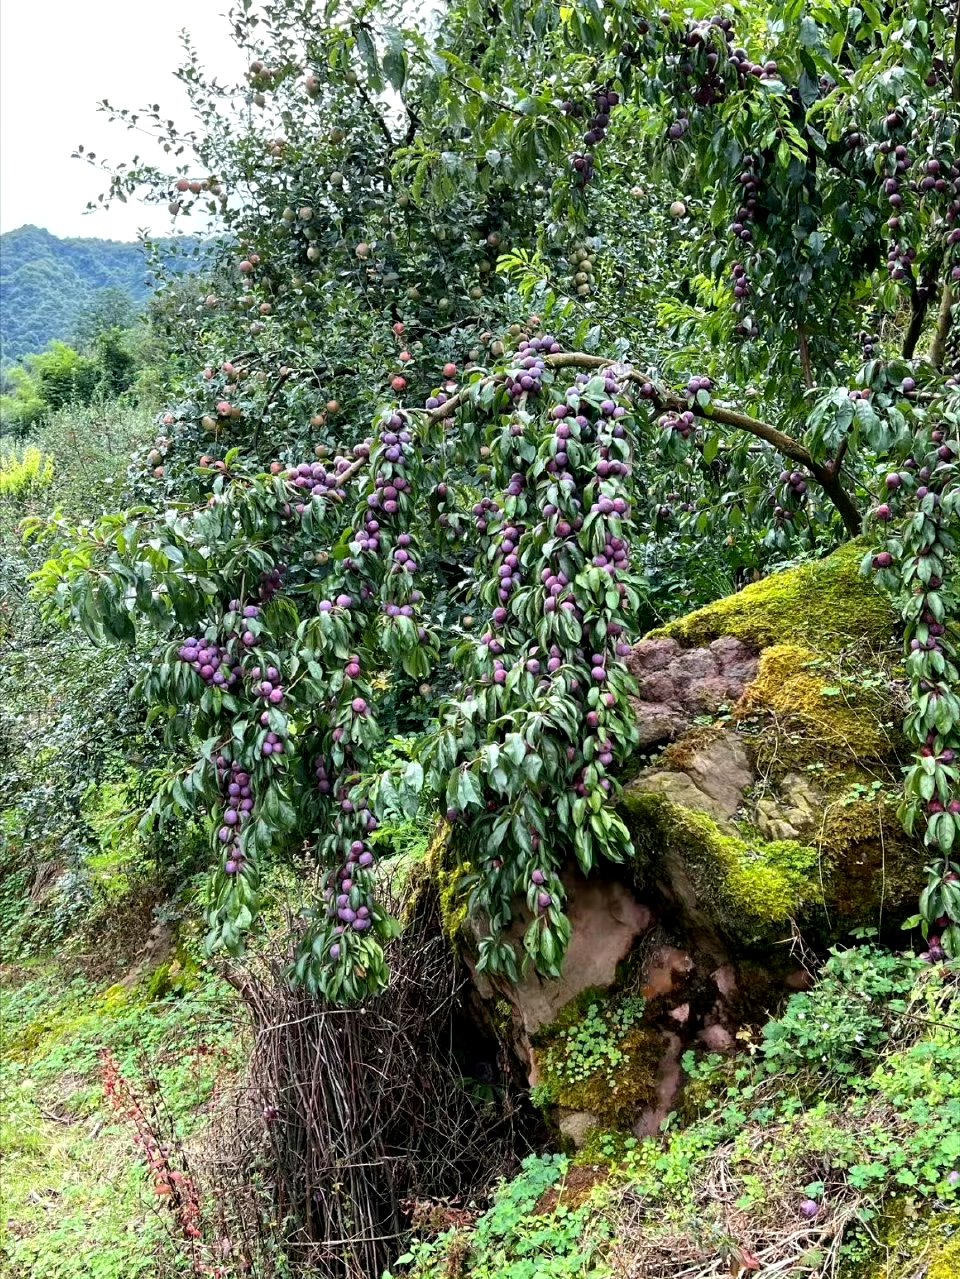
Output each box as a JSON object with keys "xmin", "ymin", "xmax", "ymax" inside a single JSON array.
[
  {"xmin": 0, "ymin": 447, "xmax": 54, "ymax": 500},
  {"xmin": 758, "ymin": 944, "xmax": 925, "ymax": 1080},
  {"xmin": 542, "ymin": 996, "xmax": 647, "ymax": 1093},
  {"xmin": 390, "ymin": 1153, "xmax": 612, "ymax": 1279}
]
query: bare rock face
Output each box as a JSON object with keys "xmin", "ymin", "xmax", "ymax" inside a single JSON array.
[
  {"xmin": 627, "ymin": 637, "xmax": 759, "ymax": 751},
  {"xmin": 507, "ymin": 873, "xmax": 653, "ymax": 1041},
  {"xmin": 754, "ymin": 770, "xmax": 822, "ymax": 841},
  {"xmin": 631, "ymin": 732, "xmax": 753, "ymax": 827},
  {"xmin": 470, "ymin": 867, "xmax": 654, "ymax": 1081}
]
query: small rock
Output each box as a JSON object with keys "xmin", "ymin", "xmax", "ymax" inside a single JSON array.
[
  {"xmin": 698, "ymin": 1024, "xmax": 734, "ymax": 1052},
  {"xmin": 558, "ymin": 1109, "xmax": 600, "ymax": 1147},
  {"xmin": 628, "ymin": 638, "xmax": 681, "ymax": 673}
]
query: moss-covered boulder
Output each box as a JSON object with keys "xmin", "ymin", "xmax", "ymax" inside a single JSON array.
[
  {"xmin": 648, "ymin": 540, "xmax": 895, "ymax": 654},
  {"xmin": 430, "ymin": 546, "xmax": 924, "ymax": 1148},
  {"xmin": 623, "ymin": 544, "xmax": 920, "ymax": 948}
]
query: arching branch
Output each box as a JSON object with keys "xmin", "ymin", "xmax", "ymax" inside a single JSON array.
[{"xmin": 333, "ymin": 351, "xmax": 863, "ymax": 533}]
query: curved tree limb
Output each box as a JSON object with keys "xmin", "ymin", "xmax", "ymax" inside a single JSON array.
[
  {"xmin": 339, "ymin": 351, "xmax": 863, "ymax": 533},
  {"xmin": 903, "ymin": 252, "xmax": 946, "ymax": 359}
]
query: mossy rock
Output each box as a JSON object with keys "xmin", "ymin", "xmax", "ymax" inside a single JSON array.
[
  {"xmin": 648, "ymin": 541, "xmax": 896, "ymax": 656},
  {"xmin": 738, "ymin": 644, "xmax": 899, "ymax": 768},
  {"xmin": 865, "ymin": 1203, "xmax": 960, "ymax": 1279},
  {"xmin": 929, "ymin": 1229, "xmax": 960, "ymax": 1279},
  {"xmin": 400, "ymin": 820, "xmax": 474, "ymax": 947},
  {"xmin": 816, "ymin": 795, "xmax": 925, "ymax": 925},
  {"xmin": 531, "ymin": 989, "xmax": 659, "ymax": 1128},
  {"xmin": 623, "ymin": 790, "xmax": 821, "ymax": 942}
]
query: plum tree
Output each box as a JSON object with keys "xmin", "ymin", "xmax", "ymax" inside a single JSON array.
[{"xmin": 32, "ymin": 0, "xmax": 960, "ymax": 994}]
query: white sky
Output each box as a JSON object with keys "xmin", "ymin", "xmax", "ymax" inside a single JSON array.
[{"xmin": 0, "ymin": 0, "xmax": 244, "ymax": 241}]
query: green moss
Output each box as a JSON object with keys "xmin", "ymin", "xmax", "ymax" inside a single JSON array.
[
  {"xmin": 531, "ymin": 990, "xmax": 658, "ymax": 1129},
  {"xmin": 649, "ymin": 542, "xmax": 895, "ymax": 655},
  {"xmin": 555, "ymin": 1029, "xmax": 661, "ymax": 1125},
  {"xmin": 738, "ymin": 644, "xmax": 898, "ymax": 770},
  {"xmin": 425, "ymin": 822, "xmax": 474, "ymax": 946},
  {"xmin": 863, "ymin": 1203, "xmax": 960, "ymax": 1279},
  {"xmin": 141, "ymin": 949, "xmax": 202, "ymax": 1000},
  {"xmin": 622, "ymin": 791, "xmax": 820, "ymax": 939},
  {"xmin": 572, "ymin": 1128, "xmax": 640, "ymax": 1168},
  {"xmin": 929, "ymin": 1230, "xmax": 960, "ymax": 1279},
  {"xmin": 816, "ymin": 796, "xmax": 925, "ymax": 924},
  {"xmin": 400, "ymin": 821, "xmax": 474, "ymax": 947}
]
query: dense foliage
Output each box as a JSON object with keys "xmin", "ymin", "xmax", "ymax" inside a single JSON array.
[{"xmin": 25, "ymin": 0, "xmax": 960, "ymax": 999}]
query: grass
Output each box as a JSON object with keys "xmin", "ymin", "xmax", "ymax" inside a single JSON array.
[
  {"xmin": 0, "ymin": 956, "xmax": 242, "ymax": 1279},
  {"xmin": 396, "ymin": 953, "xmax": 960, "ymax": 1279}
]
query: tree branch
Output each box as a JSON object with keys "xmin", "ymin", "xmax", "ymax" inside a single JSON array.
[
  {"xmin": 798, "ymin": 327, "xmax": 814, "ymax": 390},
  {"xmin": 902, "ymin": 253, "xmax": 945, "ymax": 359},
  {"xmin": 397, "ymin": 351, "xmax": 863, "ymax": 535},
  {"xmin": 929, "ymin": 284, "xmax": 955, "ymax": 370}
]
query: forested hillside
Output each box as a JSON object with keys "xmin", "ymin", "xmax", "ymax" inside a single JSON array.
[{"xmin": 0, "ymin": 225, "xmax": 199, "ymax": 365}]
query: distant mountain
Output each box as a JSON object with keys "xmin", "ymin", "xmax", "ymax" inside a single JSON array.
[{"xmin": 0, "ymin": 225, "xmax": 202, "ymax": 366}]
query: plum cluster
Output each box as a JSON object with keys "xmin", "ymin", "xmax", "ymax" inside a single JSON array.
[
  {"xmin": 728, "ymin": 47, "xmax": 781, "ymax": 85},
  {"xmin": 778, "ymin": 468, "xmax": 807, "ymax": 500},
  {"xmin": 505, "ymin": 334, "xmax": 561, "ymax": 400},
  {"xmin": 216, "ymin": 756, "xmax": 255, "ymax": 875},
  {"xmin": 317, "ymin": 592, "xmax": 357, "ymax": 614},
  {"xmin": 315, "ymin": 755, "xmax": 332, "ymax": 794},
  {"xmin": 321, "ymin": 838, "xmax": 378, "ymax": 953},
  {"xmin": 250, "ymin": 663, "xmax": 286, "ymax": 708},
  {"xmin": 730, "ymin": 154, "xmax": 761, "ymax": 246},
  {"xmin": 669, "ymin": 16, "xmax": 736, "ymax": 127},
  {"xmin": 731, "ymin": 260, "xmax": 752, "ymax": 307},
  {"xmin": 259, "ymin": 566, "xmax": 284, "ymax": 602},
  {"xmin": 659, "ymin": 409, "xmax": 697, "ymax": 439},
  {"xmin": 473, "ymin": 496, "xmax": 501, "ymax": 535},
  {"xmin": 490, "ymin": 521, "xmax": 524, "ymax": 607},
  {"xmin": 391, "ymin": 531, "xmax": 419, "ymax": 578},
  {"xmin": 177, "ymin": 636, "xmax": 242, "ymax": 689},
  {"xmin": 857, "ymin": 330, "xmax": 882, "ymax": 361},
  {"xmin": 686, "ymin": 375, "xmax": 713, "ymax": 399},
  {"xmin": 366, "ymin": 414, "xmax": 413, "ymax": 518},
  {"xmin": 568, "ymin": 244, "xmax": 597, "ymax": 297},
  {"xmin": 569, "ymin": 87, "xmax": 620, "ymax": 187},
  {"xmin": 539, "ymin": 564, "xmax": 576, "ymax": 618},
  {"xmin": 283, "ymin": 459, "xmax": 340, "ymax": 514},
  {"xmin": 880, "ymin": 144, "xmax": 960, "ymax": 288}
]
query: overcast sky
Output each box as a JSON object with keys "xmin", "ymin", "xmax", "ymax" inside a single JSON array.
[{"xmin": 0, "ymin": 0, "xmax": 244, "ymax": 241}]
